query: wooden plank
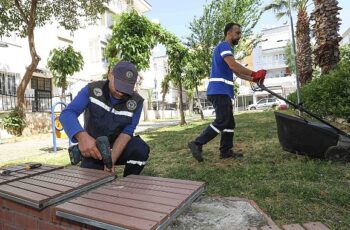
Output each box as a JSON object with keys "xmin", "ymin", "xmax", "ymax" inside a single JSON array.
[
  {"xmin": 69, "ymin": 197, "xmax": 168, "ymax": 223},
  {"xmin": 53, "ymin": 169, "xmax": 103, "ymax": 180},
  {"xmin": 111, "ymin": 180, "xmax": 194, "ymax": 195},
  {"xmin": 20, "ymin": 178, "xmax": 72, "ymax": 192},
  {"xmin": 92, "ymin": 187, "xmax": 181, "ymax": 207},
  {"xmin": 81, "ymin": 192, "xmax": 175, "ymax": 214},
  {"xmin": 0, "ymin": 164, "xmax": 63, "ymax": 185},
  {"xmin": 107, "ymin": 184, "xmax": 188, "ymax": 200},
  {"xmin": 66, "ymin": 166, "xmax": 112, "ymax": 176},
  {"xmin": 121, "ymin": 177, "xmax": 201, "ymax": 190},
  {"xmin": 2, "ymin": 172, "xmax": 28, "ymax": 178},
  {"xmin": 60, "ymin": 167, "xmax": 110, "ymax": 177},
  {"xmin": 128, "ymin": 174, "xmax": 205, "ymax": 186},
  {"xmin": 56, "ymin": 202, "xmax": 158, "ymax": 230},
  {"xmin": 0, "ymin": 184, "xmax": 49, "ymax": 202},
  {"xmin": 282, "ymin": 224, "xmax": 305, "ymax": 230},
  {"xmin": 39, "ymin": 173, "xmax": 91, "ymax": 183},
  {"xmin": 7, "ymin": 181, "xmax": 61, "ymax": 197},
  {"xmin": 0, "ymin": 175, "xmax": 18, "ymax": 181},
  {"xmin": 8, "ymin": 164, "xmax": 62, "ymax": 175},
  {"xmin": 32, "ymin": 175, "xmax": 85, "ymax": 187},
  {"xmin": 302, "ymin": 222, "xmax": 329, "ymax": 230}
]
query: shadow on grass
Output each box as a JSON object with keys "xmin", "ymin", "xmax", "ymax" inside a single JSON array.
[{"xmin": 39, "ymin": 147, "xmax": 67, "ymax": 153}]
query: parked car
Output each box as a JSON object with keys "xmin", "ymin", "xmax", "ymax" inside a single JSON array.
[
  {"xmin": 202, "ymin": 106, "xmax": 215, "ymax": 116},
  {"xmin": 247, "ymin": 98, "xmax": 285, "ymax": 110}
]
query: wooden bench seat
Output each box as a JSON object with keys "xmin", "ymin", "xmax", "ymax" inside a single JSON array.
[{"xmin": 55, "ymin": 175, "xmax": 205, "ymax": 230}]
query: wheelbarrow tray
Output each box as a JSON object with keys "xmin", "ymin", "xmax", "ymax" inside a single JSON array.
[{"xmin": 274, "ymin": 111, "xmax": 339, "ymax": 158}]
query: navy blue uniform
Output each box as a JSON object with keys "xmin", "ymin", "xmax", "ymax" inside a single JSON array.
[
  {"xmin": 60, "ymin": 80, "xmax": 149, "ymax": 176},
  {"xmin": 195, "ymin": 41, "xmax": 235, "ymax": 155}
]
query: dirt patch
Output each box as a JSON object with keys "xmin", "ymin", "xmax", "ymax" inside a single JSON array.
[{"xmin": 167, "ymin": 197, "xmax": 268, "ymax": 230}]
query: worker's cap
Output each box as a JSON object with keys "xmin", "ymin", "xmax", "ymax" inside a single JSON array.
[{"xmin": 112, "ymin": 61, "xmax": 138, "ymax": 95}]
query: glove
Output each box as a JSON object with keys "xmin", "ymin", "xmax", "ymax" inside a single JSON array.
[{"xmin": 251, "ymin": 69, "xmax": 266, "ymax": 83}]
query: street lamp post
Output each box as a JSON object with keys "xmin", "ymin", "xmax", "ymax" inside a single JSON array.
[{"xmin": 288, "ymin": 0, "xmax": 301, "ymax": 105}]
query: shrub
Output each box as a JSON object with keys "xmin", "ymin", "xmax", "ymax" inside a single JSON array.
[
  {"xmin": 288, "ymin": 45, "xmax": 350, "ymax": 122},
  {"xmin": 3, "ymin": 107, "xmax": 26, "ymax": 136}
]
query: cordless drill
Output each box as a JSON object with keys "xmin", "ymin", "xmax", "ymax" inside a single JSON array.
[{"xmin": 68, "ymin": 136, "xmax": 113, "ymax": 170}]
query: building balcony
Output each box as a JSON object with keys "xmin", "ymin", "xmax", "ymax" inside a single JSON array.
[
  {"xmin": 133, "ymin": 0, "xmax": 152, "ymax": 13},
  {"xmin": 263, "ymin": 62, "xmax": 287, "ymax": 70}
]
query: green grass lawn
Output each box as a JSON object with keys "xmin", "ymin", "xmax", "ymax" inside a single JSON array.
[
  {"xmin": 142, "ymin": 111, "xmax": 350, "ymax": 229},
  {"xmin": 3, "ymin": 111, "xmax": 349, "ymax": 229}
]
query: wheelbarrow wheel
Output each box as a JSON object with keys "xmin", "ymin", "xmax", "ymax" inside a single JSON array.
[{"xmin": 325, "ymin": 146, "xmax": 350, "ymax": 163}]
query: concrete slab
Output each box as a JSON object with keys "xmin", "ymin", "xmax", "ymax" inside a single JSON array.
[{"xmin": 167, "ymin": 197, "xmax": 270, "ymax": 230}]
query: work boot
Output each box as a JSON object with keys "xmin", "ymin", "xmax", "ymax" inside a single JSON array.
[
  {"xmin": 220, "ymin": 149, "xmax": 243, "ymax": 159},
  {"xmin": 188, "ymin": 141, "xmax": 204, "ymax": 162}
]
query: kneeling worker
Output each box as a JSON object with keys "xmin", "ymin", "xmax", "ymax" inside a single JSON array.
[{"xmin": 59, "ymin": 61, "xmax": 149, "ymax": 177}]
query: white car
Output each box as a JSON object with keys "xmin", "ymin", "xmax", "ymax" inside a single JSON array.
[
  {"xmin": 202, "ymin": 106, "xmax": 215, "ymax": 116},
  {"xmin": 247, "ymin": 98, "xmax": 284, "ymax": 110}
]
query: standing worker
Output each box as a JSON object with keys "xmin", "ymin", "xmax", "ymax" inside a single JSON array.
[
  {"xmin": 59, "ymin": 61, "xmax": 149, "ymax": 176},
  {"xmin": 188, "ymin": 22, "xmax": 266, "ymax": 162}
]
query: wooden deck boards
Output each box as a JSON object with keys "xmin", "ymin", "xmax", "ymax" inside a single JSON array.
[
  {"xmin": 56, "ymin": 175, "xmax": 205, "ymax": 230},
  {"xmin": 0, "ymin": 166, "xmax": 115, "ymax": 209},
  {"xmin": 0, "ymin": 163, "xmax": 63, "ymax": 185}
]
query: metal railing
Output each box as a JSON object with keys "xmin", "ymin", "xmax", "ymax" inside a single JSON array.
[{"xmin": 0, "ymin": 93, "xmax": 72, "ymax": 112}]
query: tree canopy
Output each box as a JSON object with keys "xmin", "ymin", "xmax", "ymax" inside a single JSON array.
[
  {"xmin": 185, "ymin": 0, "xmax": 263, "ymax": 103},
  {"xmin": 105, "ymin": 10, "xmax": 188, "ymax": 124},
  {"xmin": 47, "ymin": 45, "xmax": 84, "ymax": 96}
]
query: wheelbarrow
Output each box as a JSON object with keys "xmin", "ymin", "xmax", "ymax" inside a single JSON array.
[{"xmin": 254, "ymin": 82, "xmax": 350, "ymax": 162}]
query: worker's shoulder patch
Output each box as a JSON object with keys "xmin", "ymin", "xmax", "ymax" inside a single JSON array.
[
  {"xmin": 93, "ymin": 88, "xmax": 103, "ymax": 97},
  {"xmin": 126, "ymin": 99, "xmax": 137, "ymax": 111}
]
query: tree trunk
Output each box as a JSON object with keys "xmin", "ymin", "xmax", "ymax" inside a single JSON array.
[
  {"xmin": 16, "ymin": 18, "xmax": 41, "ymax": 110},
  {"xmin": 189, "ymin": 96, "xmax": 193, "ymax": 114},
  {"xmin": 143, "ymin": 99, "xmax": 149, "ymax": 121},
  {"xmin": 195, "ymin": 85, "xmax": 204, "ymax": 120},
  {"xmin": 60, "ymin": 87, "xmax": 67, "ymax": 103},
  {"xmin": 296, "ymin": 8, "xmax": 313, "ymax": 86},
  {"xmin": 312, "ymin": 0, "xmax": 342, "ymax": 74},
  {"xmin": 178, "ymin": 79, "xmax": 186, "ymax": 125}
]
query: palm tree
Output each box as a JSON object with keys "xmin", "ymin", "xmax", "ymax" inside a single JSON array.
[
  {"xmin": 312, "ymin": 0, "xmax": 342, "ymax": 74},
  {"xmin": 296, "ymin": 0, "xmax": 313, "ymax": 85},
  {"xmin": 264, "ymin": 0, "xmax": 313, "ymax": 86}
]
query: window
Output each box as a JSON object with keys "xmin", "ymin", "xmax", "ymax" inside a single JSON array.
[
  {"xmin": 31, "ymin": 77, "xmax": 52, "ymax": 92},
  {"xmin": 106, "ymin": 11, "xmax": 115, "ymax": 29},
  {"xmin": 101, "ymin": 47, "xmax": 107, "ymax": 63},
  {"xmin": 279, "ymin": 54, "xmax": 284, "ymax": 62},
  {"xmin": 258, "ymin": 99, "xmax": 267, "ymax": 104},
  {"xmin": 0, "ymin": 71, "xmax": 17, "ymax": 95},
  {"xmin": 89, "ymin": 39, "xmax": 99, "ymax": 63}
]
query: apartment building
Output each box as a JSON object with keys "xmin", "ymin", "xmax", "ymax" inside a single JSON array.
[
  {"xmin": 341, "ymin": 27, "xmax": 350, "ymax": 45},
  {"xmin": 0, "ymin": 0, "xmax": 151, "ymax": 112},
  {"xmin": 234, "ymin": 24, "xmax": 297, "ymax": 110}
]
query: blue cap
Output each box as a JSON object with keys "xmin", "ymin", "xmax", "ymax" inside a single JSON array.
[{"xmin": 112, "ymin": 61, "xmax": 138, "ymax": 95}]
